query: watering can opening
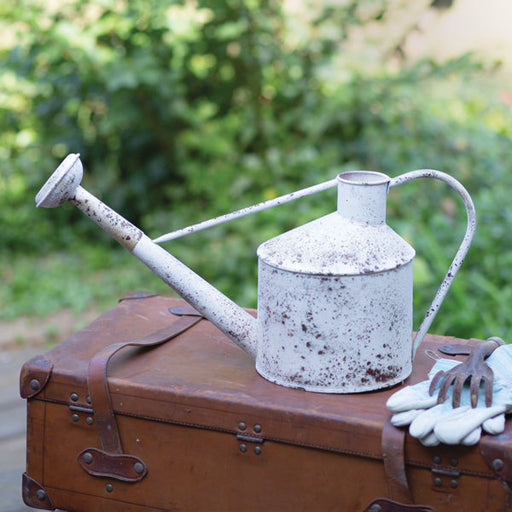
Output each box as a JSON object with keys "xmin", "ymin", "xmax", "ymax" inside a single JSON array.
[{"xmin": 337, "ymin": 170, "xmax": 390, "ymax": 186}]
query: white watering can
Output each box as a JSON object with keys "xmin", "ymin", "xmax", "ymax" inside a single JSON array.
[{"xmin": 36, "ymin": 154, "xmax": 476, "ymax": 393}]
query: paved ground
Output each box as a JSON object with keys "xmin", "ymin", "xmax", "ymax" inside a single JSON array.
[
  {"xmin": 0, "ymin": 346, "xmax": 45, "ymax": 512},
  {"xmin": 0, "ymin": 310, "xmax": 100, "ymax": 511}
]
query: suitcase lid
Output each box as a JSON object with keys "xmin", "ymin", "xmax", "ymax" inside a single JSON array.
[{"xmin": 22, "ymin": 293, "xmax": 511, "ymax": 479}]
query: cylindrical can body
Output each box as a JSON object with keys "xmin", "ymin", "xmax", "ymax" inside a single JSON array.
[{"xmin": 256, "ymin": 259, "xmax": 413, "ymax": 392}]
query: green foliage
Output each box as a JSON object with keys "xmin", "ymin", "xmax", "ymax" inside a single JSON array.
[
  {"xmin": 0, "ymin": 244, "xmax": 172, "ymax": 320},
  {"xmin": 1, "ymin": 0, "xmax": 512, "ymax": 341}
]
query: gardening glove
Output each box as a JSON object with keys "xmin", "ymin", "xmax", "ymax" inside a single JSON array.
[{"xmin": 386, "ymin": 343, "xmax": 512, "ymax": 446}]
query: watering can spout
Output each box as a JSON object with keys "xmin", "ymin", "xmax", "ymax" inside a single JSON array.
[{"xmin": 36, "ymin": 154, "xmax": 260, "ymax": 359}]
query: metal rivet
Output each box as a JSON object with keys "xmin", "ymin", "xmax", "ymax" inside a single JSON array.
[
  {"xmin": 70, "ymin": 393, "xmax": 79, "ymax": 402},
  {"xmin": 71, "ymin": 414, "xmax": 79, "ymax": 422},
  {"xmin": 105, "ymin": 483, "xmax": 114, "ymax": 493},
  {"xmin": 254, "ymin": 446, "xmax": 262, "ymax": 455},
  {"xmin": 239, "ymin": 444, "xmax": 247, "ymax": 453},
  {"xmin": 86, "ymin": 395, "xmax": 92, "ymax": 404},
  {"xmin": 238, "ymin": 422, "xmax": 247, "ymax": 431},
  {"xmin": 449, "ymin": 480, "xmax": 458, "ymax": 489},
  {"xmin": 493, "ymin": 458, "xmax": 505, "ymax": 472},
  {"xmin": 253, "ymin": 424, "xmax": 262, "ymax": 433},
  {"xmin": 433, "ymin": 456, "xmax": 441, "ymax": 464},
  {"xmin": 30, "ymin": 379, "xmax": 41, "ymax": 391},
  {"xmin": 86, "ymin": 417, "xmax": 94, "ymax": 425},
  {"xmin": 450, "ymin": 458, "xmax": 458, "ymax": 467},
  {"xmin": 434, "ymin": 477, "xmax": 442, "ymax": 487},
  {"xmin": 36, "ymin": 489, "xmax": 47, "ymax": 501},
  {"xmin": 133, "ymin": 462, "xmax": 144, "ymax": 474},
  {"xmin": 368, "ymin": 505, "xmax": 382, "ymax": 512},
  {"xmin": 83, "ymin": 452, "xmax": 93, "ymax": 464}
]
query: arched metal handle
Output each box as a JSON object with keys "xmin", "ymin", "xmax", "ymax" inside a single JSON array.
[{"xmin": 389, "ymin": 170, "xmax": 477, "ymax": 358}]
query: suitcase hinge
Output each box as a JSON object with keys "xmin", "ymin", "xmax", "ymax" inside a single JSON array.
[
  {"xmin": 431, "ymin": 464, "xmax": 460, "ymax": 490},
  {"xmin": 69, "ymin": 404, "xmax": 95, "ymax": 426},
  {"xmin": 236, "ymin": 422, "xmax": 264, "ymax": 455},
  {"xmin": 69, "ymin": 404, "xmax": 94, "ymax": 414},
  {"xmin": 236, "ymin": 433, "xmax": 264, "ymax": 444}
]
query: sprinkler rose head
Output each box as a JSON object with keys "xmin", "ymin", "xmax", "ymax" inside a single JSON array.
[{"xmin": 36, "ymin": 153, "xmax": 83, "ymax": 208}]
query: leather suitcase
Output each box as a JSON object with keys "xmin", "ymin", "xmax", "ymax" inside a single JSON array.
[{"xmin": 20, "ymin": 292, "xmax": 512, "ymax": 511}]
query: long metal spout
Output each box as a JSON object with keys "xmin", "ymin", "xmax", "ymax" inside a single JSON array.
[{"xmin": 36, "ymin": 154, "xmax": 259, "ymax": 359}]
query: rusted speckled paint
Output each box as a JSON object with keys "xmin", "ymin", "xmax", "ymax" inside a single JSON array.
[
  {"xmin": 257, "ymin": 263, "xmax": 413, "ymax": 392},
  {"xmin": 37, "ymin": 156, "xmax": 476, "ymax": 394}
]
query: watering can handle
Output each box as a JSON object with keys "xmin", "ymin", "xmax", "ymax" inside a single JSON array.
[{"xmin": 389, "ymin": 170, "xmax": 476, "ymax": 359}]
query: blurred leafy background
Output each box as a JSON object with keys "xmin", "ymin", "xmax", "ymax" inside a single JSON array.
[{"xmin": 1, "ymin": 0, "xmax": 512, "ymax": 343}]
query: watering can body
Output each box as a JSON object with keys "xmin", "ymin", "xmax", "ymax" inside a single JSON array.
[
  {"xmin": 256, "ymin": 172, "xmax": 415, "ymax": 392},
  {"xmin": 36, "ymin": 155, "xmax": 475, "ymax": 394}
]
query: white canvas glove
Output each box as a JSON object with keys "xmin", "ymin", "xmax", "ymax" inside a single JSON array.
[{"xmin": 386, "ymin": 344, "xmax": 512, "ymax": 446}]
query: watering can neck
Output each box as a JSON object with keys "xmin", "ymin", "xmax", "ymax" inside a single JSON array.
[{"xmin": 337, "ymin": 171, "xmax": 390, "ymax": 226}]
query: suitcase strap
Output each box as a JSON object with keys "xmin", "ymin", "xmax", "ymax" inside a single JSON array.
[
  {"xmin": 382, "ymin": 418, "xmax": 413, "ymax": 503},
  {"xmin": 367, "ymin": 420, "xmax": 435, "ymax": 511},
  {"xmin": 77, "ymin": 306, "xmax": 203, "ymax": 482}
]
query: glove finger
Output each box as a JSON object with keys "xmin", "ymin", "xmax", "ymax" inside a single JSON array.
[
  {"xmin": 391, "ymin": 409, "xmax": 422, "ymax": 427},
  {"xmin": 486, "ymin": 345, "xmax": 512, "ymax": 383},
  {"xmin": 409, "ymin": 403, "xmax": 450, "ymax": 439},
  {"xmin": 461, "ymin": 427, "xmax": 482, "ymax": 446},
  {"xmin": 419, "ymin": 431, "xmax": 440, "ymax": 447},
  {"xmin": 435, "ymin": 405, "xmax": 506, "ymax": 444},
  {"xmin": 437, "ymin": 405, "xmax": 471, "ymax": 421},
  {"xmin": 386, "ymin": 383, "xmax": 438, "ymax": 412},
  {"xmin": 483, "ymin": 413, "xmax": 506, "ymax": 435}
]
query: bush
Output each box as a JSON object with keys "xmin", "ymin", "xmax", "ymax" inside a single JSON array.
[{"xmin": 1, "ymin": 1, "xmax": 512, "ymax": 340}]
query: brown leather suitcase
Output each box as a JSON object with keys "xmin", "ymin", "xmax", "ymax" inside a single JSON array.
[{"xmin": 20, "ymin": 292, "xmax": 512, "ymax": 511}]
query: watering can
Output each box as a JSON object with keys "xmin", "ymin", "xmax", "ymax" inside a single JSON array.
[{"xmin": 36, "ymin": 154, "xmax": 476, "ymax": 393}]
